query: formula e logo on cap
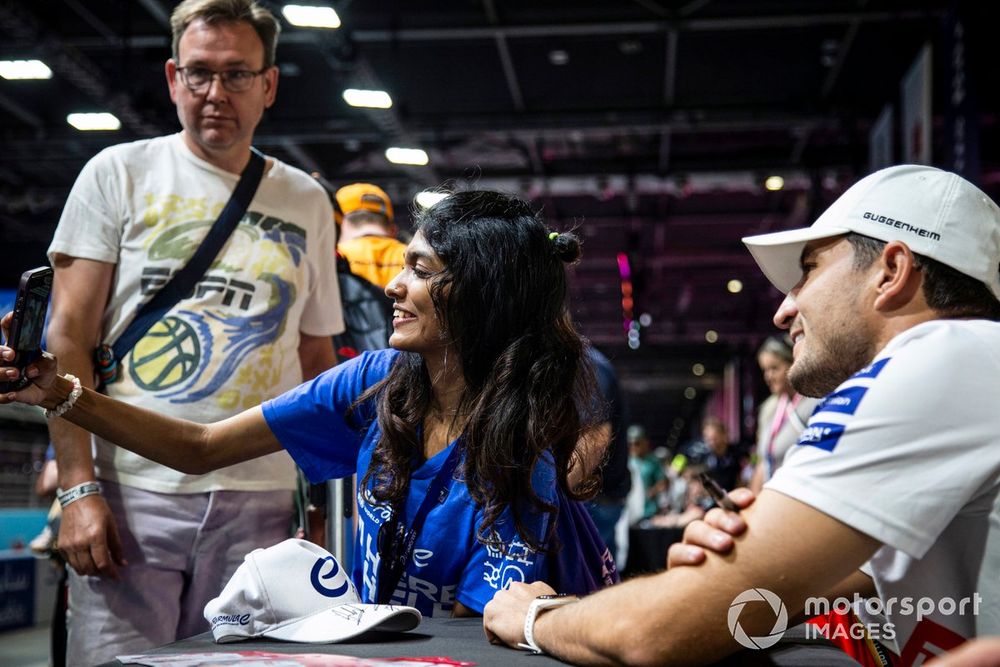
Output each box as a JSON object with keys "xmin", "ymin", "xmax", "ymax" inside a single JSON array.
[
  {"xmin": 310, "ymin": 556, "xmax": 350, "ymax": 598},
  {"xmin": 728, "ymin": 588, "xmax": 788, "ymax": 650}
]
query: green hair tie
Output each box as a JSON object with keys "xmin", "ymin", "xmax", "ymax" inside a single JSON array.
[{"xmin": 548, "ymin": 232, "xmax": 559, "ymax": 241}]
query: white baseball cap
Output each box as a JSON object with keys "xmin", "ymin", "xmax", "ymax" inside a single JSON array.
[
  {"xmin": 203, "ymin": 539, "xmax": 421, "ymax": 643},
  {"xmin": 743, "ymin": 165, "xmax": 1000, "ymax": 300}
]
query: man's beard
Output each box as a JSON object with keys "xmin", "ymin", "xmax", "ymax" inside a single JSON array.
[{"xmin": 788, "ymin": 325, "xmax": 877, "ymax": 398}]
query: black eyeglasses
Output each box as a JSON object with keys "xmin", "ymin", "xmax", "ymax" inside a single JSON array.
[{"xmin": 175, "ymin": 66, "xmax": 268, "ymax": 93}]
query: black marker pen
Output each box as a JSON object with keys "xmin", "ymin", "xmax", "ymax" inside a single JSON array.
[{"xmin": 698, "ymin": 472, "xmax": 739, "ymax": 512}]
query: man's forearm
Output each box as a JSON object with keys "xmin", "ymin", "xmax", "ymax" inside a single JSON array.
[
  {"xmin": 47, "ymin": 334, "xmax": 99, "ymax": 489},
  {"xmin": 298, "ymin": 333, "xmax": 336, "ymax": 380},
  {"xmin": 531, "ymin": 569, "xmax": 740, "ymax": 666},
  {"xmin": 497, "ymin": 491, "xmax": 882, "ymax": 666}
]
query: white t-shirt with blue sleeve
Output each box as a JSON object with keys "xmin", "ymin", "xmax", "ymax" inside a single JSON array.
[
  {"xmin": 262, "ymin": 349, "xmax": 554, "ymax": 616},
  {"xmin": 768, "ymin": 319, "xmax": 1000, "ymax": 660}
]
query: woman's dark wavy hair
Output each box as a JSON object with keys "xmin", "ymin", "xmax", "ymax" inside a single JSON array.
[{"xmin": 357, "ymin": 190, "xmax": 594, "ymax": 552}]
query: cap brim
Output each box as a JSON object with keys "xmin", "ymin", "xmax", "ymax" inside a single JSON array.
[
  {"xmin": 742, "ymin": 226, "xmax": 851, "ymax": 293},
  {"xmin": 262, "ymin": 604, "xmax": 422, "ymax": 644}
]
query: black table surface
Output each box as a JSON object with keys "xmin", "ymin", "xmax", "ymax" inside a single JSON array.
[{"xmin": 102, "ymin": 617, "xmax": 860, "ymax": 666}]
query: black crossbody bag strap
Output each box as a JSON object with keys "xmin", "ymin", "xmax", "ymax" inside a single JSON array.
[{"xmin": 94, "ymin": 148, "xmax": 265, "ymax": 387}]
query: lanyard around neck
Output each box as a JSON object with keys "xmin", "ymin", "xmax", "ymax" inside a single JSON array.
[{"xmin": 376, "ymin": 439, "xmax": 463, "ymax": 603}]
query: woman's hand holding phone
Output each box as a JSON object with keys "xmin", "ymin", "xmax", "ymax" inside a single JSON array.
[{"xmin": 0, "ymin": 311, "xmax": 60, "ymax": 405}]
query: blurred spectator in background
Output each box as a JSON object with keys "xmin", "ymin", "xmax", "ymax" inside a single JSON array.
[
  {"xmin": 649, "ymin": 463, "xmax": 712, "ymax": 529},
  {"xmin": 29, "ymin": 445, "xmax": 60, "ymax": 555},
  {"xmin": 627, "ymin": 425, "xmax": 667, "ymax": 520},
  {"xmin": 748, "ymin": 336, "xmax": 821, "ymax": 494},
  {"xmin": 334, "ymin": 182, "xmax": 406, "ymax": 288},
  {"xmin": 662, "ymin": 452, "xmax": 690, "ymax": 514},
  {"xmin": 684, "ymin": 417, "xmax": 740, "ymax": 490}
]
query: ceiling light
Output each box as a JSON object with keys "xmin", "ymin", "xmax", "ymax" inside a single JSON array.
[
  {"xmin": 548, "ymin": 49, "xmax": 569, "ymax": 66},
  {"xmin": 0, "ymin": 59, "xmax": 52, "ymax": 80},
  {"xmin": 683, "ymin": 387, "xmax": 697, "ymax": 400},
  {"xmin": 727, "ymin": 279, "xmax": 743, "ymax": 294},
  {"xmin": 764, "ymin": 175, "xmax": 784, "ymax": 191},
  {"xmin": 705, "ymin": 330, "xmax": 719, "ymax": 343},
  {"xmin": 282, "ymin": 4, "xmax": 341, "ymax": 29},
  {"xmin": 67, "ymin": 112, "xmax": 121, "ymax": 131},
  {"xmin": 342, "ymin": 88, "xmax": 392, "ymax": 109},
  {"xmin": 692, "ymin": 363, "xmax": 705, "ymax": 376},
  {"xmin": 415, "ymin": 190, "xmax": 448, "ymax": 208},
  {"xmin": 385, "ymin": 147, "xmax": 429, "ymax": 166}
]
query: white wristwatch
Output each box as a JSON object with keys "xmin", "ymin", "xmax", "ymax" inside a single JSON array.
[{"xmin": 517, "ymin": 594, "xmax": 578, "ymax": 655}]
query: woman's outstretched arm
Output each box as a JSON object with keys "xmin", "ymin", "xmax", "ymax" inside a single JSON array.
[{"xmin": 2, "ymin": 339, "xmax": 282, "ymax": 474}]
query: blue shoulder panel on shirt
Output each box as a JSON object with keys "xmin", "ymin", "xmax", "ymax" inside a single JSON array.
[
  {"xmin": 815, "ymin": 385, "xmax": 869, "ymax": 416},
  {"xmin": 853, "ymin": 357, "xmax": 891, "ymax": 379},
  {"xmin": 796, "ymin": 356, "xmax": 892, "ymax": 453},
  {"xmin": 797, "ymin": 422, "xmax": 846, "ymax": 452}
]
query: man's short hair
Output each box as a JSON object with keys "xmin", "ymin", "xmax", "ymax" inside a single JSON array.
[
  {"xmin": 171, "ymin": 0, "xmax": 280, "ymax": 68},
  {"xmin": 343, "ymin": 209, "xmax": 392, "ymax": 229},
  {"xmin": 846, "ymin": 232, "xmax": 1000, "ymax": 320}
]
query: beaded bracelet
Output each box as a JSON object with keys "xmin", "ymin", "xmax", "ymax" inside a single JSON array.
[
  {"xmin": 44, "ymin": 374, "xmax": 82, "ymax": 420},
  {"xmin": 56, "ymin": 480, "xmax": 102, "ymax": 509}
]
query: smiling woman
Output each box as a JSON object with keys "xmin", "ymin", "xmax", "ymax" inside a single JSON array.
[{"xmin": 2, "ymin": 189, "xmax": 606, "ymax": 619}]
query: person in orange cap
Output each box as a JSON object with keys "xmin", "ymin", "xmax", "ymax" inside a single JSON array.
[{"xmin": 335, "ymin": 183, "xmax": 406, "ymax": 288}]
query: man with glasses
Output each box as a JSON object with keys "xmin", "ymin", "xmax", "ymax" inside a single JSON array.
[{"xmin": 45, "ymin": 1, "xmax": 342, "ymax": 663}]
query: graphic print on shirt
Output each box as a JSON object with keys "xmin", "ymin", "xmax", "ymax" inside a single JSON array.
[
  {"xmin": 483, "ymin": 539, "xmax": 537, "ymax": 590},
  {"xmin": 796, "ymin": 358, "xmax": 891, "ymax": 452},
  {"xmin": 123, "ymin": 193, "xmax": 307, "ymax": 410},
  {"xmin": 356, "ymin": 496, "xmax": 459, "ymax": 617}
]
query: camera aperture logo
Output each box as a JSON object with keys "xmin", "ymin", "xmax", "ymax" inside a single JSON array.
[{"xmin": 728, "ymin": 588, "xmax": 788, "ymax": 650}]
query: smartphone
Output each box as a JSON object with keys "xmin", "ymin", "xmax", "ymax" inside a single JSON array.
[{"xmin": 1, "ymin": 266, "xmax": 54, "ymax": 392}]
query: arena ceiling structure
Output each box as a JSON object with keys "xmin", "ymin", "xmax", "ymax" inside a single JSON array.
[{"xmin": 0, "ymin": 0, "xmax": 995, "ymax": 443}]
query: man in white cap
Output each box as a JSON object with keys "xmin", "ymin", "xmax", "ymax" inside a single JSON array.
[{"xmin": 484, "ymin": 165, "xmax": 1000, "ymax": 664}]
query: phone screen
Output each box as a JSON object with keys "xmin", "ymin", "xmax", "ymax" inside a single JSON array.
[
  {"xmin": 15, "ymin": 283, "xmax": 48, "ymax": 350},
  {"xmin": 0, "ymin": 267, "xmax": 52, "ymax": 393},
  {"xmin": 5, "ymin": 267, "xmax": 53, "ymax": 358}
]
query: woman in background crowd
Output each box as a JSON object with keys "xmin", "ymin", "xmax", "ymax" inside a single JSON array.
[{"xmin": 748, "ymin": 336, "xmax": 821, "ymax": 494}]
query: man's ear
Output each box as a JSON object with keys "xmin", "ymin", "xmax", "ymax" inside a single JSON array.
[
  {"xmin": 873, "ymin": 241, "xmax": 923, "ymax": 311},
  {"xmin": 263, "ymin": 65, "xmax": 278, "ymax": 109},
  {"xmin": 165, "ymin": 59, "xmax": 179, "ymax": 104}
]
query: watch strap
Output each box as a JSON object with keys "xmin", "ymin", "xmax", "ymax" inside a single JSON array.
[{"xmin": 518, "ymin": 594, "xmax": 578, "ymax": 654}]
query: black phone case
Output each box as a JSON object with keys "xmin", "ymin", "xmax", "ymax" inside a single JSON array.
[{"xmin": 0, "ymin": 267, "xmax": 53, "ymax": 393}]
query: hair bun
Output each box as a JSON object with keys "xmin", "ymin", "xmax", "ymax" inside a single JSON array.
[{"xmin": 550, "ymin": 231, "xmax": 582, "ymax": 263}]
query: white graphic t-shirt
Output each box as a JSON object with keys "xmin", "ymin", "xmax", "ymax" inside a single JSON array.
[
  {"xmin": 768, "ymin": 319, "xmax": 1000, "ymax": 661},
  {"xmin": 48, "ymin": 133, "xmax": 343, "ymax": 493}
]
